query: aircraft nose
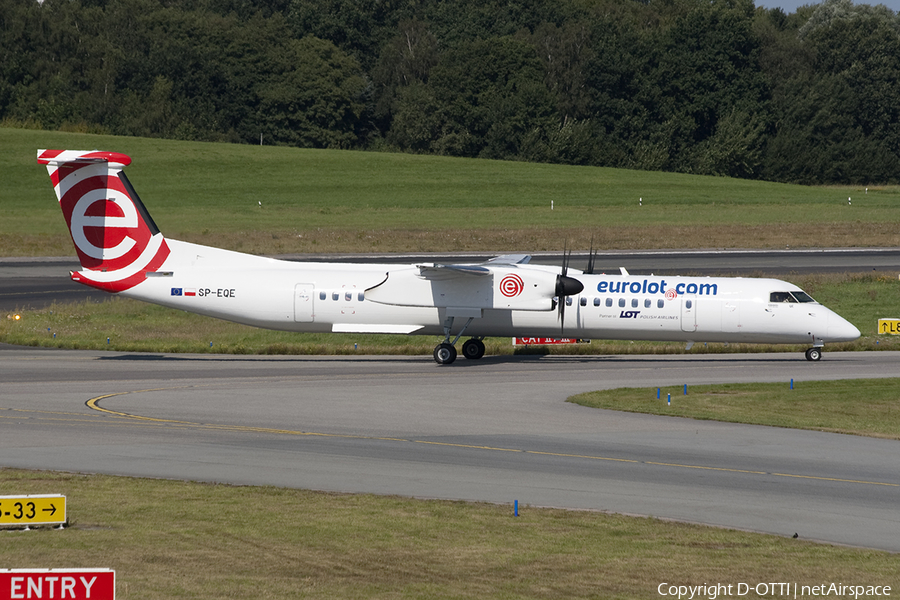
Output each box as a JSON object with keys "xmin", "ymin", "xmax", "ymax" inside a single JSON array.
[{"xmin": 828, "ymin": 313, "xmax": 861, "ymax": 342}]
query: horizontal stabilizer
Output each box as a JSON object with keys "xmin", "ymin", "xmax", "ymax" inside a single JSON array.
[{"xmin": 38, "ymin": 149, "xmax": 132, "ymax": 166}]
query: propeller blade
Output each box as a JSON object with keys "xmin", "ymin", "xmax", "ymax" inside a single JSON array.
[
  {"xmin": 586, "ymin": 236, "xmax": 596, "ymax": 275},
  {"xmin": 559, "ymin": 294, "xmax": 566, "ymax": 333},
  {"xmin": 558, "ymin": 246, "xmax": 566, "ymax": 331},
  {"xmin": 556, "ymin": 243, "xmax": 583, "ymax": 334}
]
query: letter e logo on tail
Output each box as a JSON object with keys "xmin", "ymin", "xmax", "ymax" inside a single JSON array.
[{"xmin": 38, "ymin": 150, "xmax": 170, "ymax": 292}]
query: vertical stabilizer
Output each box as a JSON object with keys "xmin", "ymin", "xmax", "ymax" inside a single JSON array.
[{"xmin": 37, "ymin": 149, "xmax": 170, "ymax": 292}]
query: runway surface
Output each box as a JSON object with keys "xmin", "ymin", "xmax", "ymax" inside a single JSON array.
[{"xmin": 2, "ymin": 345, "xmax": 899, "ymax": 551}]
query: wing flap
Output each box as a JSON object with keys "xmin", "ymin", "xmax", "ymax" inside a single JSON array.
[{"xmin": 332, "ymin": 323, "xmax": 424, "ymax": 334}]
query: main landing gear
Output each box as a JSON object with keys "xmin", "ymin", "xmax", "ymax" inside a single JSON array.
[
  {"xmin": 433, "ymin": 315, "xmax": 485, "ymax": 364},
  {"xmin": 433, "ymin": 338, "xmax": 485, "ymax": 364},
  {"xmin": 804, "ymin": 347, "xmax": 822, "ymax": 362}
]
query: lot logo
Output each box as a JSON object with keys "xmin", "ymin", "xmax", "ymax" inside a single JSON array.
[
  {"xmin": 499, "ymin": 274, "xmax": 524, "ymax": 297},
  {"xmin": 620, "ymin": 310, "xmax": 640, "ymax": 318}
]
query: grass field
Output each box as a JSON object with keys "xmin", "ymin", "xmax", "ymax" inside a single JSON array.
[
  {"xmin": 1, "ymin": 469, "xmax": 897, "ymax": 600},
  {"xmin": 569, "ymin": 379, "xmax": 900, "ymax": 439},
  {"xmin": 5, "ymin": 126, "xmax": 900, "ymax": 256}
]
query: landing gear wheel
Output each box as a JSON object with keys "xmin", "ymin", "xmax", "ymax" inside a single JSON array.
[
  {"xmin": 462, "ymin": 338, "xmax": 486, "ymax": 360},
  {"xmin": 434, "ymin": 342, "xmax": 457, "ymax": 365},
  {"xmin": 805, "ymin": 347, "xmax": 822, "ymax": 362}
]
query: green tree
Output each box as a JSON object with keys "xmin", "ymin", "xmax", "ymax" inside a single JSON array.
[
  {"xmin": 640, "ymin": 0, "xmax": 769, "ymax": 174},
  {"xmin": 371, "ymin": 18, "xmax": 440, "ymax": 135},
  {"xmin": 421, "ymin": 36, "xmax": 556, "ymax": 160},
  {"xmin": 257, "ymin": 36, "xmax": 367, "ymax": 148},
  {"xmin": 762, "ymin": 0, "xmax": 900, "ymax": 183}
]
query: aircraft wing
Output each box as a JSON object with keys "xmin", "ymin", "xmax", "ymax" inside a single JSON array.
[
  {"xmin": 486, "ymin": 254, "xmax": 531, "ymax": 265},
  {"xmin": 367, "ymin": 257, "xmax": 564, "ymax": 312},
  {"xmin": 414, "ymin": 255, "xmax": 532, "ymax": 279},
  {"xmin": 415, "ymin": 263, "xmax": 491, "ymax": 279}
]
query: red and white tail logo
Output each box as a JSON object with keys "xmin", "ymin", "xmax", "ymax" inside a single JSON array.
[{"xmin": 38, "ymin": 149, "xmax": 170, "ymax": 293}]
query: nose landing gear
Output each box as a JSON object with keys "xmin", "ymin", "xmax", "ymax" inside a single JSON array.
[{"xmin": 805, "ymin": 347, "xmax": 822, "ymax": 361}]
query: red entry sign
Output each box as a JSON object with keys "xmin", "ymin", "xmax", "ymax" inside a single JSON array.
[{"xmin": 1, "ymin": 569, "xmax": 115, "ymax": 600}]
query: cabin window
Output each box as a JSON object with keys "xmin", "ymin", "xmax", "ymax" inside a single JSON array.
[
  {"xmin": 618, "ymin": 298, "xmax": 626, "ymax": 308},
  {"xmin": 685, "ymin": 299, "xmax": 693, "ymax": 309},
  {"xmin": 631, "ymin": 298, "xmax": 638, "ymax": 308},
  {"xmin": 644, "ymin": 298, "xmax": 651, "ymax": 308},
  {"xmin": 580, "ymin": 297, "xmax": 587, "ymax": 307},
  {"xmin": 319, "ymin": 292, "xmax": 326, "ymax": 300},
  {"xmin": 658, "ymin": 299, "xmax": 664, "ymax": 309},
  {"xmin": 332, "ymin": 292, "xmax": 339, "ymax": 301},
  {"xmin": 345, "ymin": 292, "xmax": 352, "ymax": 301},
  {"xmin": 566, "ymin": 297, "xmax": 573, "ymax": 306},
  {"xmin": 606, "ymin": 298, "xmax": 613, "ymax": 307},
  {"xmin": 593, "ymin": 298, "xmax": 601, "ymax": 307},
  {"xmin": 358, "ymin": 292, "xmax": 365, "ymax": 302}
]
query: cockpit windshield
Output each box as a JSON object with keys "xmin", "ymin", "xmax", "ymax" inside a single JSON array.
[{"xmin": 769, "ymin": 290, "xmax": 816, "ymax": 303}]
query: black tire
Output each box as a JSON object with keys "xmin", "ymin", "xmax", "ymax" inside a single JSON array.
[
  {"xmin": 805, "ymin": 347, "xmax": 822, "ymax": 361},
  {"xmin": 462, "ymin": 339, "xmax": 486, "ymax": 360},
  {"xmin": 433, "ymin": 343, "xmax": 457, "ymax": 365}
]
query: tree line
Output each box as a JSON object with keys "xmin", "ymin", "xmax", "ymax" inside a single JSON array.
[{"xmin": 2, "ymin": 0, "xmax": 899, "ymax": 184}]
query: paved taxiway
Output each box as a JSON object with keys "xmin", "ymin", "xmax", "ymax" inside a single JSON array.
[{"xmin": 2, "ymin": 345, "xmax": 898, "ymax": 551}]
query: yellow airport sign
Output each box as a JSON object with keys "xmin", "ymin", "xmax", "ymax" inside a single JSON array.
[
  {"xmin": 878, "ymin": 319, "xmax": 900, "ymax": 335},
  {"xmin": 0, "ymin": 494, "xmax": 66, "ymax": 526}
]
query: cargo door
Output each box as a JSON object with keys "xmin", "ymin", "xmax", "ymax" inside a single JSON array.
[{"xmin": 294, "ymin": 283, "xmax": 315, "ymax": 323}]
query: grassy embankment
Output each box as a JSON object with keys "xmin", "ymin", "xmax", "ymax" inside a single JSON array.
[
  {"xmin": 1, "ymin": 468, "xmax": 897, "ymax": 600},
  {"xmin": 4, "ymin": 127, "xmax": 900, "ymax": 256}
]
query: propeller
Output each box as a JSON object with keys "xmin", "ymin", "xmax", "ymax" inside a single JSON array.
[
  {"xmin": 585, "ymin": 236, "xmax": 597, "ymax": 275},
  {"xmin": 556, "ymin": 245, "xmax": 584, "ymax": 333}
]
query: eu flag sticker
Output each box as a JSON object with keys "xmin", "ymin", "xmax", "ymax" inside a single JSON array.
[{"xmin": 171, "ymin": 288, "xmax": 183, "ymax": 296}]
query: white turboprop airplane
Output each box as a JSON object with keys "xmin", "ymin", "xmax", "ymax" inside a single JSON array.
[{"xmin": 38, "ymin": 149, "xmax": 861, "ymax": 364}]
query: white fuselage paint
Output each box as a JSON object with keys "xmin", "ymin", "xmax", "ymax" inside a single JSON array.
[{"xmin": 123, "ymin": 240, "xmax": 860, "ymax": 346}]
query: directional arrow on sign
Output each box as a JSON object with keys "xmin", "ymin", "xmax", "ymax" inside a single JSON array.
[{"xmin": 0, "ymin": 495, "xmax": 65, "ymax": 525}]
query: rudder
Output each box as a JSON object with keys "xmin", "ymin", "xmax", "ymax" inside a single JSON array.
[{"xmin": 38, "ymin": 149, "xmax": 170, "ymax": 293}]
